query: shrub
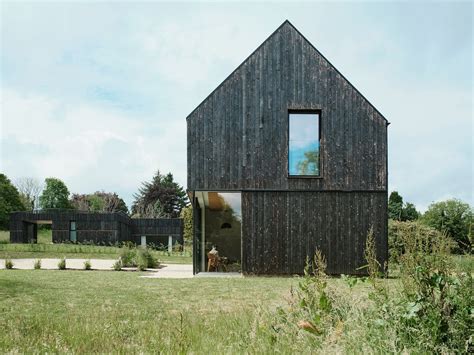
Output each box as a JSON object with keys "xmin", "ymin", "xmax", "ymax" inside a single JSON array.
[
  {"xmin": 388, "ymin": 220, "xmax": 456, "ymax": 264},
  {"xmin": 366, "ymin": 220, "xmax": 473, "ymax": 353},
  {"xmin": 113, "ymin": 259, "xmax": 122, "ymax": 271},
  {"xmin": 83, "ymin": 259, "xmax": 91, "ymax": 270},
  {"xmin": 272, "ymin": 250, "xmax": 348, "ymax": 350},
  {"xmin": 5, "ymin": 258, "xmax": 13, "ymax": 269},
  {"xmin": 137, "ymin": 248, "xmax": 159, "ymax": 269},
  {"xmin": 34, "ymin": 259, "xmax": 41, "ymax": 269},
  {"xmin": 120, "ymin": 246, "xmax": 137, "ymax": 267},
  {"xmin": 119, "ymin": 244, "xmax": 158, "ymax": 269},
  {"xmin": 58, "ymin": 257, "xmax": 66, "ymax": 270},
  {"xmin": 136, "ymin": 256, "xmax": 148, "ymax": 271}
]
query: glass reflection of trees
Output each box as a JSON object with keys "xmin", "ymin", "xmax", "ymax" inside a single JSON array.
[
  {"xmin": 297, "ymin": 149, "xmax": 320, "ymax": 175},
  {"xmin": 289, "ymin": 112, "xmax": 320, "ymax": 176}
]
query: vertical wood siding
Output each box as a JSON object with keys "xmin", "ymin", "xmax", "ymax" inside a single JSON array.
[
  {"xmin": 188, "ymin": 21, "xmax": 388, "ymax": 275},
  {"xmin": 187, "ymin": 22, "xmax": 387, "ymax": 192},
  {"xmin": 9, "ymin": 211, "xmax": 183, "ymax": 245},
  {"xmin": 242, "ymin": 191, "xmax": 387, "ymax": 275}
]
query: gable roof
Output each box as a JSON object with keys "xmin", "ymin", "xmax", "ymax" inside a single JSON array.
[{"xmin": 186, "ymin": 20, "xmax": 389, "ymax": 124}]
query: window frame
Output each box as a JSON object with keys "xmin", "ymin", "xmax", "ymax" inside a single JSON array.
[
  {"xmin": 69, "ymin": 220, "xmax": 77, "ymax": 242},
  {"xmin": 287, "ymin": 109, "xmax": 322, "ymax": 178}
]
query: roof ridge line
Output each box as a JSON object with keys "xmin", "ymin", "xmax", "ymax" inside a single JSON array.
[
  {"xmin": 186, "ymin": 20, "xmax": 290, "ymax": 120},
  {"xmin": 283, "ymin": 20, "xmax": 389, "ymax": 124},
  {"xmin": 186, "ymin": 20, "xmax": 389, "ymax": 125}
]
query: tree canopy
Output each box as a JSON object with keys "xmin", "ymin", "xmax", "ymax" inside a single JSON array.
[
  {"xmin": 422, "ymin": 199, "xmax": 472, "ymax": 253},
  {"xmin": 132, "ymin": 171, "xmax": 187, "ymax": 218},
  {"xmin": 39, "ymin": 178, "xmax": 71, "ymax": 209},
  {"xmin": 0, "ymin": 173, "xmax": 26, "ymax": 229},
  {"xmin": 70, "ymin": 191, "xmax": 128, "ymax": 214},
  {"xmin": 388, "ymin": 191, "xmax": 419, "ymax": 221}
]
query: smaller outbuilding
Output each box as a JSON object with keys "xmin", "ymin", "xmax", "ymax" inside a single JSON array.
[{"xmin": 9, "ymin": 209, "xmax": 183, "ymax": 248}]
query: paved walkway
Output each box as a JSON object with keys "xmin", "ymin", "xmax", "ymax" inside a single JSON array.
[
  {"xmin": 0, "ymin": 258, "xmax": 117, "ymax": 270},
  {"xmin": 0, "ymin": 258, "xmax": 193, "ymax": 278},
  {"xmin": 0, "ymin": 259, "xmax": 244, "ymax": 279},
  {"xmin": 141, "ymin": 263, "xmax": 193, "ymax": 278}
]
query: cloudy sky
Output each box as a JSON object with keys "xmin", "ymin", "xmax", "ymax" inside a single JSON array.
[{"xmin": 1, "ymin": 1, "xmax": 472, "ymax": 212}]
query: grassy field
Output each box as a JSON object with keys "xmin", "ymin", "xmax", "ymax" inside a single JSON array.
[
  {"xmin": 0, "ymin": 270, "xmax": 299, "ymax": 353},
  {"xmin": 0, "ymin": 230, "xmax": 10, "ymax": 243},
  {"xmin": 0, "ymin": 230, "xmax": 192, "ymax": 264},
  {"xmin": 1, "ymin": 226, "xmax": 472, "ymax": 353}
]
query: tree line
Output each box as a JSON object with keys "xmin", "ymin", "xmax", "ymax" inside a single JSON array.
[
  {"xmin": 1, "ymin": 171, "xmax": 471, "ymax": 252},
  {"xmin": 388, "ymin": 191, "xmax": 472, "ymax": 253},
  {"xmin": 0, "ymin": 171, "xmax": 189, "ymax": 230}
]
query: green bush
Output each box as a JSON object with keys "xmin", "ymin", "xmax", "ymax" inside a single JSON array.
[
  {"xmin": 58, "ymin": 257, "xmax": 66, "ymax": 270},
  {"xmin": 34, "ymin": 259, "xmax": 41, "ymax": 269},
  {"xmin": 119, "ymin": 245, "xmax": 158, "ymax": 269},
  {"xmin": 5, "ymin": 258, "xmax": 13, "ymax": 269},
  {"xmin": 388, "ymin": 220, "xmax": 456, "ymax": 264},
  {"xmin": 368, "ymin": 222, "xmax": 472, "ymax": 353},
  {"xmin": 113, "ymin": 259, "xmax": 122, "ymax": 271},
  {"xmin": 137, "ymin": 248, "xmax": 159, "ymax": 269},
  {"xmin": 273, "ymin": 250, "xmax": 348, "ymax": 349},
  {"xmin": 83, "ymin": 259, "xmax": 91, "ymax": 270},
  {"xmin": 120, "ymin": 246, "xmax": 137, "ymax": 267},
  {"xmin": 136, "ymin": 256, "xmax": 148, "ymax": 271}
]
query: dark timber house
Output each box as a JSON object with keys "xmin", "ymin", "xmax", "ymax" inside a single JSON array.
[
  {"xmin": 10, "ymin": 210, "xmax": 183, "ymax": 247},
  {"xmin": 187, "ymin": 21, "xmax": 388, "ymax": 275}
]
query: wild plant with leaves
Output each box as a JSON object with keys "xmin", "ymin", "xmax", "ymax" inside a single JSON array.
[
  {"xmin": 365, "ymin": 222, "xmax": 473, "ymax": 353},
  {"xmin": 273, "ymin": 250, "xmax": 348, "ymax": 349}
]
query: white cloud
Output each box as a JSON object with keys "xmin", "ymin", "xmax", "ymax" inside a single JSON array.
[
  {"xmin": 1, "ymin": 88, "xmax": 186, "ymax": 206},
  {"xmin": 0, "ymin": 1, "xmax": 472, "ymax": 212}
]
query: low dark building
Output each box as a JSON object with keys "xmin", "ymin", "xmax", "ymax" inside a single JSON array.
[
  {"xmin": 187, "ymin": 21, "xmax": 388, "ymax": 275},
  {"xmin": 9, "ymin": 209, "xmax": 183, "ymax": 247}
]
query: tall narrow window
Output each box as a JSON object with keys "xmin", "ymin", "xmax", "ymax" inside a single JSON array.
[
  {"xmin": 70, "ymin": 221, "xmax": 77, "ymax": 242},
  {"xmin": 288, "ymin": 112, "xmax": 320, "ymax": 176}
]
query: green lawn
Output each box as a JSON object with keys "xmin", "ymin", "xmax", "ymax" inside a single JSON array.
[
  {"xmin": 0, "ymin": 230, "xmax": 9, "ymax": 243},
  {"xmin": 0, "ymin": 270, "xmax": 297, "ymax": 353},
  {"xmin": 1, "ymin": 258, "xmax": 472, "ymax": 352}
]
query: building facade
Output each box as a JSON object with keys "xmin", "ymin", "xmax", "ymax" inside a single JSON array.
[
  {"xmin": 187, "ymin": 21, "xmax": 388, "ymax": 274},
  {"xmin": 10, "ymin": 209, "xmax": 183, "ymax": 247}
]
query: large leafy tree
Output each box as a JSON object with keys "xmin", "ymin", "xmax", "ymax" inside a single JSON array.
[
  {"xmin": 401, "ymin": 202, "xmax": 419, "ymax": 221},
  {"xmin": 132, "ymin": 171, "xmax": 187, "ymax": 218},
  {"xmin": 70, "ymin": 191, "xmax": 128, "ymax": 214},
  {"xmin": 388, "ymin": 191, "xmax": 419, "ymax": 221},
  {"xmin": 0, "ymin": 173, "xmax": 26, "ymax": 229},
  {"xmin": 422, "ymin": 199, "xmax": 472, "ymax": 253},
  {"xmin": 388, "ymin": 191, "xmax": 404, "ymax": 220},
  {"xmin": 39, "ymin": 178, "xmax": 71, "ymax": 209}
]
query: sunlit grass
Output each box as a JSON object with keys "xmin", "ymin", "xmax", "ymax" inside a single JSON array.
[{"xmin": 0, "ymin": 270, "xmax": 296, "ymax": 353}]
